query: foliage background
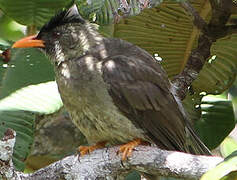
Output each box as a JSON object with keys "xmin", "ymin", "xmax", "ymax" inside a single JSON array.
[{"xmin": 0, "ymin": 0, "xmax": 237, "ymax": 179}]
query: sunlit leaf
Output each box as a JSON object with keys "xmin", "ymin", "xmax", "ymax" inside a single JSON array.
[
  {"xmin": 0, "ymin": 48, "xmax": 54, "ymax": 99},
  {"xmin": 220, "ymin": 137, "xmax": 237, "ymax": 158},
  {"xmin": 0, "ymin": 81, "xmax": 63, "ymax": 114},
  {"xmin": 0, "ymin": 15, "xmax": 25, "ymax": 41}
]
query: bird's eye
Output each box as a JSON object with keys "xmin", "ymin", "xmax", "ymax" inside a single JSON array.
[{"xmin": 52, "ymin": 31, "xmax": 61, "ymax": 38}]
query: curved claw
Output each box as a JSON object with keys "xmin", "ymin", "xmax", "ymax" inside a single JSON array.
[{"xmin": 118, "ymin": 139, "xmax": 149, "ymax": 161}]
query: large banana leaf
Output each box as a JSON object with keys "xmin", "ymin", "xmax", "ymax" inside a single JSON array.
[
  {"xmin": 195, "ymin": 96, "xmax": 235, "ymax": 149},
  {"xmin": 0, "ymin": 48, "xmax": 54, "ymax": 99},
  {"xmin": 0, "ymin": 0, "xmax": 71, "ymax": 27},
  {"xmin": 0, "ymin": 81, "xmax": 63, "ymax": 114},
  {"xmin": 77, "ymin": 0, "xmax": 120, "ymax": 24}
]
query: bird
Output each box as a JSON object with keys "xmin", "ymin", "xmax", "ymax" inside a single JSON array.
[{"xmin": 12, "ymin": 4, "xmax": 211, "ymax": 160}]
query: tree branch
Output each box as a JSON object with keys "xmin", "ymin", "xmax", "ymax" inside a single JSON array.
[
  {"xmin": 0, "ymin": 129, "xmax": 20, "ymax": 179},
  {"xmin": 172, "ymin": 0, "xmax": 233, "ymax": 100},
  {"xmin": 179, "ymin": 1, "xmax": 207, "ymax": 32},
  {"xmin": 113, "ymin": 0, "xmax": 162, "ymax": 23},
  {"xmin": 0, "ymin": 130, "xmax": 223, "ymax": 180},
  {"xmin": 209, "ymin": 0, "xmax": 233, "ymax": 26}
]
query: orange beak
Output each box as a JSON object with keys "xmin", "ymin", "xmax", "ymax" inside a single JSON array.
[{"xmin": 12, "ymin": 35, "xmax": 45, "ymax": 48}]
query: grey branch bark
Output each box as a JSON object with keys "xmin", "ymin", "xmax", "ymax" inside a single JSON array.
[
  {"xmin": 113, "ymin": 0, "xmax": 162, "ymax": 23},
  {"xmin": 0, "ymin": 129, "xmax": 19, "ymax": 179},
  {"xmin": 0, "ymin": 129, "xmax": 223, "ymax": 180}
]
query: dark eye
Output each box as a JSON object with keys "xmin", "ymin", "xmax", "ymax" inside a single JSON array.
[{"xmin": 52, "ymin": 31, "xmax": 61, "ymax": 39}]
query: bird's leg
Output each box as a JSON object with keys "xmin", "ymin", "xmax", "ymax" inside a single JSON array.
[
  {"xmin": 78, "ymin": 141, "xmax": 107, "ymax": 156},
  {"xmin": 118, "ymin": 138, "xmax": 150, "ymax": 160}
]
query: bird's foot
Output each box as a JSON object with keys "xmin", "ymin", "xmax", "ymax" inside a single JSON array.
[
  {"xmin": 118, "ymin": 138, "xmax": 149, "ymax": 161},
  {"xmin": 78, "ymin": 141, "xmax": 107, "ymax": 156}
]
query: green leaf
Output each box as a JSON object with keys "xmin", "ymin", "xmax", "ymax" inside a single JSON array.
[
  {"xmin": 114, "ymin": 2, "xmax": 203, "ymax": 77},
  {"xmin": 0, "ymin": 15, "xmax": 25, "ymax": 41},
  {"xmin": 201, "ymin": 151, "xmax": 237, "ymax": 180},
  {"xmin": 0, "ymin": 0, "xmax": 71, "ymax": 27},
  {"xmin": 193, "ymin": 39, "xmax": 237, "ymax": 94},
  {"xmin": 125, "ymin": 171, "xmax": 140, "ymax": 180},
  {"xmin": 183, "ymin": 93, "xmax": 202, "ymax": 124},
  {"xmin": 220, "ymin": 137, "xmax": 237, "ymax": 158},
  {"xmin": 195, "ymin": 96, "xmax": 235, "ymax": 149},
  {"xmin": 183, "ymin": 94, "xmax": 235, "ymax": 150},
  {"xmin": 0, "ymin": 48, "xmax": 54, "ymax": 99},
  {"xmin": 0, "ymin": 81, "xmax": 63, "ymax": 114},
  {"xmin": 0, "ymin": 110, "xmax": 35, "ymax": 171},
  {"xmin": 78, "ymin": 0, "xmax": 120, "ymax": 24}
]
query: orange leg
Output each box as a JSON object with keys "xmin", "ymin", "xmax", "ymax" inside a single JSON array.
[
  {"xmin": 78, "ymin": 141, "xmax": 107, "ymax": 156},
  {"xmin": 118, "ymin": 138, "xmax": 149, "ymax": 160}
]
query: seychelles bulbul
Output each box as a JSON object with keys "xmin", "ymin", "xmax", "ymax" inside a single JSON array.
[{"xmin": 12, "ymin": 5, "xmax": 211, "ymax": 159}]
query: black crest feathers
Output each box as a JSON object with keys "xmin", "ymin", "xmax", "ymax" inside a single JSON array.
[{"xmin": 37, "ymin": 5, "xmax": 85, "ymax": 37}]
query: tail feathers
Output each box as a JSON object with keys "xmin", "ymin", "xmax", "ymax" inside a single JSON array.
[{"xmin": 185, "ymin": 125, "xmax": 211, "ymax": 155}]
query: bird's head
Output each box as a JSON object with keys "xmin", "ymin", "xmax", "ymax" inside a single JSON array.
[{"xmin": 12, "ymin": 5, "xmax": 89, "ymax": 64}]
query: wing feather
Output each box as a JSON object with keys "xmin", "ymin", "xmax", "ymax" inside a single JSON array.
[
  {"xmin": 100, "ymin": 38, "xmax": 210, "ymax": 155},
  {"xmin": 102, "ymin": 55, "xmax": 188, "ymax": 151}
]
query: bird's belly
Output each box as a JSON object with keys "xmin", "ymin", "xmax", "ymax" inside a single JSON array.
[
  {"xmin": 56, "ymin": 69, "xmax": 146, "ymax": 145},
  {"xmin": 68, "ymin": 99, "xmax": 145, "ymax": 145}
]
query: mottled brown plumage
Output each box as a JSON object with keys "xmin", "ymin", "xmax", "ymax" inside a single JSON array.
[{"xmin": 13, "ymin": 5, "xmax": 210, "ymax": 156}]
